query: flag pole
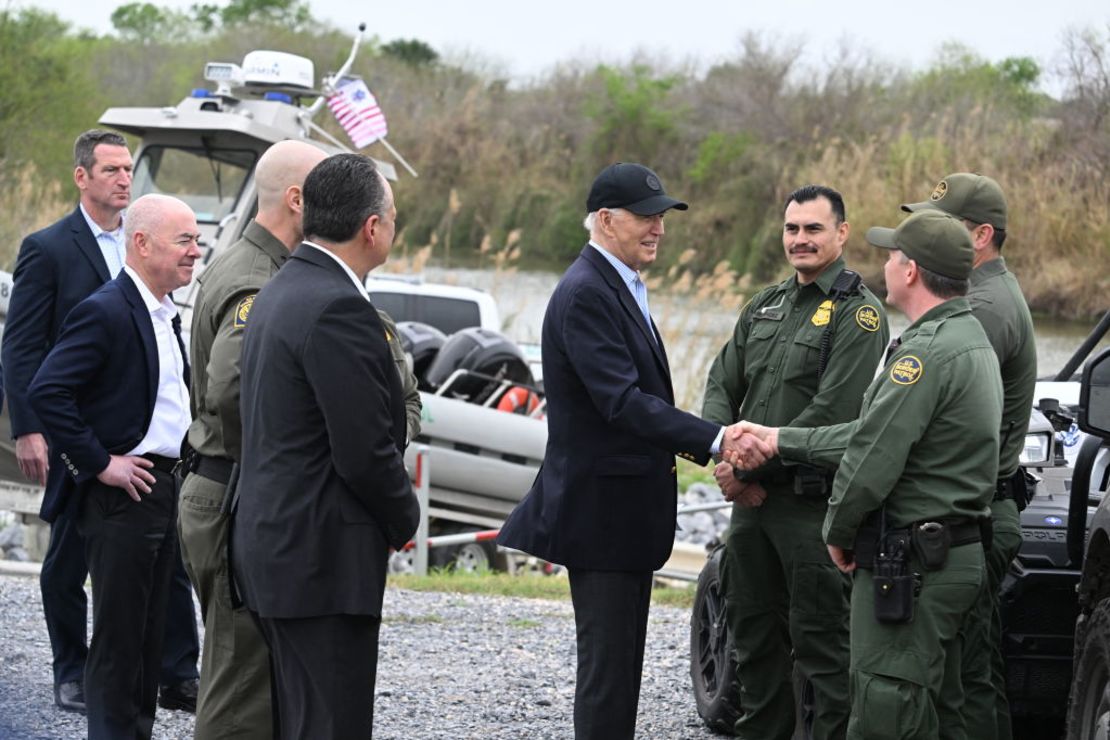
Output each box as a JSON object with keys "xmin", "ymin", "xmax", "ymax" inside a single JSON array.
[{"xmin": 376, "ymin": 138, "xmax": 418, "ymax": 178}]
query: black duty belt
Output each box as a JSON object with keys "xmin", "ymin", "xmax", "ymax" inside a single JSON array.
[
  {"xmin": 141, "ymin": 453, "xmax": 181, "ymax": 475},
  {"xmin": 854, "ymin": 515, "xmax": 983, "ymax": 570},
  {"xmin": 192, "ymin": 454, "xmax": 235, "ymax": 486},
  {"xmin": 736, "ymin": 464, "xmax": 832, "ymax": 494},
  {"xmin": 943, "ymin": 518, "xmax": 983, "ymax": 547}
]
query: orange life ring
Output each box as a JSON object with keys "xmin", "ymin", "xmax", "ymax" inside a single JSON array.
[{"xmin": 496, "ymin": 386, "xmax": 540, "ymax": 415}]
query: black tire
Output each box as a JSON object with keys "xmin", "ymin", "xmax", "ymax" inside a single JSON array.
[
  {"xmin": 1067, "ymin": 597, "xmax": 1110, "ymax": 740},
  {"xmin": 691, "ymin": 545, "xmax": 742, "ymax": 734}
]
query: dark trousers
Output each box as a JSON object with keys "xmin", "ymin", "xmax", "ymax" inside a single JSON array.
[
  {"xmin": 567, "ymin": 569, "xmax": 653, "ymax": 740},
  {"xmin": 77, "ymin": 471, "xmax": 180, "ymax": 740},
  {"xmin": 255, "ymin": 612, "xmax": 381, "ymax": 740},
  {"xmin": 41, "ymin": 493, "xmax": 199, "ymax": 687}
]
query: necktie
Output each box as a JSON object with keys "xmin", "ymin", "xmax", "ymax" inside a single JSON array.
[{"xmin": 633, "ymin": 276, "xmax": 656, "ymax": 342}]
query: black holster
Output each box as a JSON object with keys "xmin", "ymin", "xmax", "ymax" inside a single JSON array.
[{"xmin": 994, "ymin": 468, "xmax": 1033, "ymax": 512}]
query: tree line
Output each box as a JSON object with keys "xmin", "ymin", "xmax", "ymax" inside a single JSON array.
[{"xmin": 0, "ymin": 4, "xmax": 1107, "ymax": 318}]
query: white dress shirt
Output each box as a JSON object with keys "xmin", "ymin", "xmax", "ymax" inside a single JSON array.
[
  {"xmin": 122, "ymin": 265, "xmax": 191, "ymax": 457},
  {"xmin": 303, "ymin": 241, "xmax": 372, "ymax": 302}
]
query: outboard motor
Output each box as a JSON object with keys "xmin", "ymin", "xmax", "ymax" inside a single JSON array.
[
  {"xmin": 424, "ymin": 327, "xmax": 534, "ymax": 404},
  {"xmin": 396, "ymin": 321, "xmax": 447, "ymax": 391}
]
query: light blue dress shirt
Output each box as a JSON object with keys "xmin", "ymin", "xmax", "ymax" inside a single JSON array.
[
  {"xmin": 588, "ymin": 241, "xmax": 655, "ymax": 342},
  {"xmin": 79, "ymin": 203, "xmax": 126, "ymax": 278}
]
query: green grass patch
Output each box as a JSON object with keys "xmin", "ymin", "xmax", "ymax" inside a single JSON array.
[
  {"xmin": 677, "ymin": 457, "xmax": 715, "ymax": 491},
  {"xmin": 388, "ymin": 568, "xmax": 695, "ymax": 609}
]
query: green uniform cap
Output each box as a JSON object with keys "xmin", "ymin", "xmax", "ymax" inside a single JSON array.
[
  {"xmin": 866, "ymin": 210, "xmax": 974, "ymax": 281},
  {"xmin": 901, "ymin": 172, "xmax": 1008, "ymax": 230}
]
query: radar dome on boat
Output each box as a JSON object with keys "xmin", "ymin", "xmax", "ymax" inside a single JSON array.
[{"xmin": 241, "ymin": 51, "xmax": 315, "ymax": 89}]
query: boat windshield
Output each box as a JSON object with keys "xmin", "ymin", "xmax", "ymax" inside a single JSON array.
[{"xmin": 132, "ymin": 145, "xmax": 256, "ymax": 223}]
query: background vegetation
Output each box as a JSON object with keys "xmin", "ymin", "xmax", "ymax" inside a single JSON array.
[{"xmin": 1, "ymin": 2, "xmax": 1107, "ymax": 318}]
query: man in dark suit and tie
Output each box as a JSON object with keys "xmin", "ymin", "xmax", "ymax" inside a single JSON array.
[
  {"xmin": 28, "ymin": 194, "xmax": 202, "ymax": 739},
  {"xmin": 1, "ymin": 129, "xmax": 200, "ymax": 714},
  {"xmin": 232, "ymin": 153, "xmax": 420, "ymax": 738},
  {"xmin": 498, "ymin": 162, "xmax": 752, "ymax": 739}
]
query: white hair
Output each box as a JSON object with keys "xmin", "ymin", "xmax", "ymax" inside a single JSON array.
[{"xmin": 584, "ymin": 208, "xmax": 630, "ymax": 234}]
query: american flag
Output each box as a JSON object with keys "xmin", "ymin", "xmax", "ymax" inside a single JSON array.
[{"xmin": 327, "ymin": 77, "xmax": 388, "ymax": 148}]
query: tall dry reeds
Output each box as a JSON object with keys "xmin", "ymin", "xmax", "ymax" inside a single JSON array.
[
  {"xmin": 3, "ymin": 17, "xmax": 1107, "ymax": 318},
  {"xmin": 0, "ymin": 167, "xmax": 70, "ymax": 271}
]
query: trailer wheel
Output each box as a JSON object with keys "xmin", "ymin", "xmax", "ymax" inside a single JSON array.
[
  {"xmin": 1068, "ymin": 597, "xmax": 1110, "ymax": 740},
  {"xmin": 690, "ymin": 545, "xmax": 742, "ymax": 733},
  {"xmin": 429, "ymin": 525, "xmax": 503, "ymax": 572},
  {"xmin": 451, "ymin": 542, "xmax": 492, "ymax": 572}
]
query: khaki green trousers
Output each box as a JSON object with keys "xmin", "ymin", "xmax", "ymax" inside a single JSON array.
[
  {"xmin": 178, "ymin": 472, "xmax": 272, "ymax": 740},
  {"xmin": 720, "ymin": 492, "xmax": 851, "ymax": 740},
  {"xmin": 848, "ymin": 543, "xmax": 983, "ymax": 740},
  {"xmin": 955, "ymin": 499, "xmax": 1022, "ymax": 740}
]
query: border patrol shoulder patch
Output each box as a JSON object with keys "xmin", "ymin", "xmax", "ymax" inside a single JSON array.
[
  {"xmin": 855, "ymin": 305, "xmax": 881, "ymax": 332},
  {"xmin": 233, "ymin": 294, "xmax": 256, "ymax": 329},
  {"xmin": 890, "ymin": 355, "xmax": 924, "ymax": 385}
]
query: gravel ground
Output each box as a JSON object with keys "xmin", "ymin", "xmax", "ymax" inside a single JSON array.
[{"xmin": 0, "ymin": 573, "xmax": 719, "ymax": 739}]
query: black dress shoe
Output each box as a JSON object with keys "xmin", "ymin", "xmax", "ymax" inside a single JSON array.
[
  {"xmin": 54, "ymin": 681, "xmax": 86, "ymax": 714},
  {"xmin": 158, "ymin": 679, "xmax": 198, "ymax": 713}
]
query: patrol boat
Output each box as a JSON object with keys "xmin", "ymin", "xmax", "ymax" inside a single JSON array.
[{"xmin": 0, "ymin": 25, "xmax": 546, "ymax": 571}]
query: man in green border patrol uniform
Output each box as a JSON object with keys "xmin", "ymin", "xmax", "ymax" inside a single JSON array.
[
  {"xmin": 178, "ymin": 141, "xmax": 421, "ymax": 738},
  {"xmin": 702, "ymin": 185, "xmax": 889, "ymax": 739},
  {"xmin": 903, "ymin": 173, "xmax": 1036, "ymax": 740},
  {"xmin": 728, "ymin": 209, "xmax": 1004, "ymax": 739}
]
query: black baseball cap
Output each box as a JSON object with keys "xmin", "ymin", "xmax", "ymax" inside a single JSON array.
[{"xmin": 586, "ymin": 162, "xmax": 688, "ymax": 216}]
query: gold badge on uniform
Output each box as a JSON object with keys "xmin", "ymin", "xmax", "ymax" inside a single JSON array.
[
  {"xmin": 810, "ymin": 299, "xmax": 833, "ymax": 327},
  {"xmin": 890, "ymin": 355, "xmax": 924, "ymax": 385},
  {"xmin": 233, "ymin": 294, "xmax": 256, "ymax": 329},
  {"xmin": 384, "ymin": 327, "xmax": 393, "ymax": 343},
  {"xmin": 855, "ymin": 305, "xmax": 880, "ymax": 332},
  {"xmin": 930, "ymin": 180, "xmax": 948, "ymax": 201}
]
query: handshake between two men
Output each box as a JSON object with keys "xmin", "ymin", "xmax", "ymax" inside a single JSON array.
[{"xmin": 716, "ymin": 421, "xmax": 778, "ymax": 501}]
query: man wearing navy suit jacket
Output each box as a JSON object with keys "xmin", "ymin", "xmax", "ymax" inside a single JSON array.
[
  {"xmin": 29, "ymin": 194, "xmax": 202, "ymax": 739},
  {"xmin": 1, "ymin": 129, "xmax": 200, "ymax": 714},
  {"xmin": 233, "ymin": 154, "xmax": 420, "ymax": 738},
  {"xmin": 498, "ymin": 163, "xmax": 752, "ymax": 739}
]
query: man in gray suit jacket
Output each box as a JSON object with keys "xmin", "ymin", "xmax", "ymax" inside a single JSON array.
[{"xmin": 232, "ymin": 153, "xmax": 420, "ymax": 739}]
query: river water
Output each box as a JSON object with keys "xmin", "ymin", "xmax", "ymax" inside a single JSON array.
[{"xmin": 412, "ymin": 265, "xmax": 1109, "ymax": 411}]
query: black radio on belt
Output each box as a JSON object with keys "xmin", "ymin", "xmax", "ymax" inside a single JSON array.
[{"xmin": 873, "ymin": 528, "xmax": 915, "ymax": 624}]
